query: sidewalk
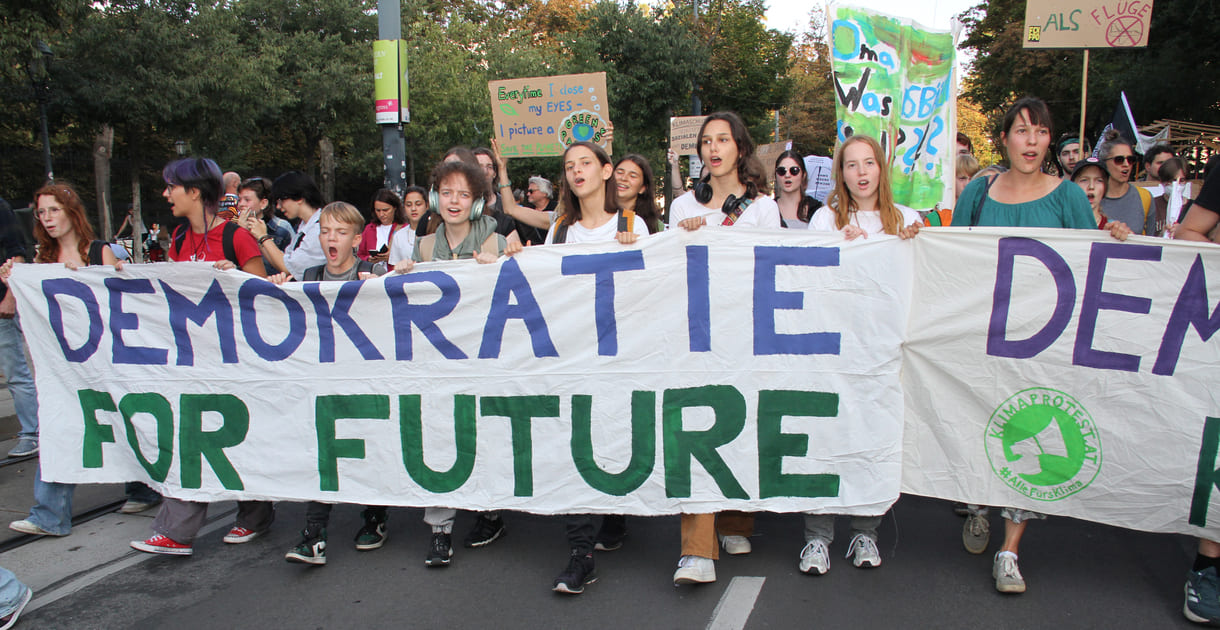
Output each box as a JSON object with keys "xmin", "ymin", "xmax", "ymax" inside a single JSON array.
[{"xmin": 0, "ymin": 381, "xmax": 225, "ymax": 613}]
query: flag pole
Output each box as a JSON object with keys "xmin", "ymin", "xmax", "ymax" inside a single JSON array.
[{"xmin": 1078, "ymin": 50, "xmax": 1089, "ymax": 150}]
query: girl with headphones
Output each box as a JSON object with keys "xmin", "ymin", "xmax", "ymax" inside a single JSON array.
[
  {"xmin": 670, "ymin": 112, "xmax": 780, "ymax": 589},
  {"xmin": 667, "ymin": 111, "xmax": 781, "ymax": 231},
  {"xmin": 393, "ymin": 160, "xmax": 515, "ymax": 269}
]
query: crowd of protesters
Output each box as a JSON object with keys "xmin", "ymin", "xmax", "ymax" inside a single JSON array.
[{"xmin": 0, "ymin": 95, "xmax": 1216, "ymax": 626}]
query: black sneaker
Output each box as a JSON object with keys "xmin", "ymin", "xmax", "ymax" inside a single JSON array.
[
  {"xmin": 354, "ymin": 507, "xmax": 388, "ymax": 551},
  {"xmin": 594, "ymin": 515, "xmax": 627, "ymax": 552},
  {"xmin": 285, "ymin": 524, "xmax": 327, "ymax": 565},
  {"xmin": 553, "ymin": 551, "xmax": 597, "ymax": 594},
  {"xmin": 463, "ymin": 514, "xmax": 505, "ymax": 548},
  {"xmin": 425, "ymin": 532, "xmax": 453, "ymax": 567}
]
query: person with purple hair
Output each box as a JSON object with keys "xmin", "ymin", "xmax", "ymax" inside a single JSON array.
[{"xmin": 131, "ymin": 158, "xmax": 272, "ymax": 557}]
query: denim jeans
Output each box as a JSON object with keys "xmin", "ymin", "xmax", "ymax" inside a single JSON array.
[
  {"xmin": 0, "ymin": 315, "xmax": 38, "ymax": 438},
  {"xmin": 0, "ymin": 566, "xmax": 29, "ymax": 618},
  {"xmin": 27, "ymin": 462, "xmax": 72, "ymax": 535}
]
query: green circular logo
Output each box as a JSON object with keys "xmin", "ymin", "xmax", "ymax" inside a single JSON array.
[{"xmin": 984, "ymin": 388, "xmax": 1101, "ymax": 501}]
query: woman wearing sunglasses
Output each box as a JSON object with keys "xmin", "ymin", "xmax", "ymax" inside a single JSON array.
[
  {"xmin": 773, "ymin": 150, "xmax": 822, "ymax": 229},
  {"xmin": 1099, "ymin": 129, "xmax": 1156, "ymax": 235}
]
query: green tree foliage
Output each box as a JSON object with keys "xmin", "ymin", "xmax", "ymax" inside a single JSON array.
[
  {"xmin": 959, "ymin": 0, "xmax": 1220, "ymax": 145},
  {"xmin": 683, "ymin": 0, "xmax": 792, "ymax": 140},
  {"xmin": 780, "ymin": 8, "xmax": 836, "ymax": 157},
  {"xmin": 0, "ymin": 0, "xmax": 797, "ymax": 213}
]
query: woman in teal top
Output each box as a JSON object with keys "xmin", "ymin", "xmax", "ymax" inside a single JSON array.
[
  {"xmin": 950, "ymin": 97, "xmax": 1130, "ymax": 597},
  {"xmin": 952, "ymin": 97, "xmax": 1126, "ymax": 235}
]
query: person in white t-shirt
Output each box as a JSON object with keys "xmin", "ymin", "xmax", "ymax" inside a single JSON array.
[
  {"xmin": 670, "ymin": 111, "xmax": 778, "ymax": 589},
  {"xmin": 545, "ymin": 145, "xmax": 650, "ymax": 247},
  {"xmin": 387, "ymin": 185, "xmax": 428, "ymax": 267},
  {"xmin": 546, "ymin": 141, "xmax": 646, "ymax": 596},
  {"xmin": 807, "ymin": 134, "xmax": 923, "ymax": 240},
  {"xmin": 668, "ymin": 111, "xmax": 782, "ymax": 232},
  {"xmin": 799, "ymin": 133, "xmax": 919, "ymax": 579}
]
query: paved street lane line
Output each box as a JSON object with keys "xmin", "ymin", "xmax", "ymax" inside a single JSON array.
[
  {"xmin": 706, "ymin": 576, "xmax": 765, "ymax": 630},
  {"xmin": 24, "ymin": 506, "xmax": 237, "ymax": 614}
]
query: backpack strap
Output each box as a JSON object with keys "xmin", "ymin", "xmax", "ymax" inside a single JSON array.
[
  {"xmin": 171, "ymin": 224, "xmax": 186, "ymax": 259},
  {"xmin": 417, "ymin": 234, "xmax": 436, "ymax": 262},
  {"xmin": 221, "ymin": 220, "xmax": 240, "ymax": 264},
  {"xmin": 88, "ymin": 240, "xmax": 106, "ymax": 266},
  {"xmin": 480, "ymin": 233, "xmax": 503, "ymax": 256},
  {"xmin": 553, "ymin": 222, "xmax": 569, "ymax": 244},
  {"xmin": 358, "ymin": 259, "xmax": 376, "ymax": 274},
  {"xmin": 970, "ymin": 175, "xmax": 998, "ymax": 227},
  {"xmin": 303, "ymin": 265, "xmax": 324, "ymax": 281},
  {"xmin": 618, "ymin": 209, "xmax": 635, "ymax": 234}
]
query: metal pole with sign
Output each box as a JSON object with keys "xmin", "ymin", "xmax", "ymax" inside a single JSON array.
[{"xmin": 376, "ymin": 0, "xmax": 408, "ymax": 196}]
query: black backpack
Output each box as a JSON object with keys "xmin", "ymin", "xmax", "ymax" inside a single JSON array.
[{"xmin": 87, "ymin": 240, "xmax": 108, "ymax": 265}]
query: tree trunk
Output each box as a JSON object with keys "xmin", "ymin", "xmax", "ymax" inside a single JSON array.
[
  {"xmin": 131, "ymin": 159, "xmax": 144, "ymax": 264},
  {"xmin": 319, "ymin": 136, "xmax": 335, "ymax": 203},
  {"xmin": 94, "ymin": 125, "xmax": 114, "ymax": 240}
]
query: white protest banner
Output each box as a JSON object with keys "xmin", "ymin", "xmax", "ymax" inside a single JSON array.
[
  {"xmin": 11, "ymin": 229, "xmax": 908, "ymax": 517},
  {"xmin": 489, "ymin": 72, "xmax": 611, "ymax": 158},
  {"xmin": 18, "ymin": 228, "xmax": 1220, "ymax": 538},
  {"xmin": 904, "ymin": 228, "xmax": 1220, "ymax": 538}
]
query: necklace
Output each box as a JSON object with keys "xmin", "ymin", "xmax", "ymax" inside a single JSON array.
[{"xmin": 188, "ymin": 215, "xmax": 216, "ymax": 261}]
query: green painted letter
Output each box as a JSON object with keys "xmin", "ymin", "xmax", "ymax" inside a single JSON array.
[
  {"xmin": 316, "ymin": 394, "xmax": 389, "ymax": 492},
  {"xmin": 400, "ymin": 394, "xmax": 476, "ymax": 493},
  {"xmin": 179, "ymin": 394, "xmax": 249, "ymax": 490},
  {"xmin": 757, "ymin": 390, "xmax": 840, "ymax": 498},
  {"xmin": 662, "ymin": 385, "xmax": 748, "ymax": 499},
  {"xmin": 570, "ymin": 392, "xmax": 656, "ymax": 496}
]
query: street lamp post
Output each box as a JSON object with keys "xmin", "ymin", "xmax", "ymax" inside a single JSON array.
[{"xmin": 26, "ymin": 41, "xmax": 54, "ymax": 183}]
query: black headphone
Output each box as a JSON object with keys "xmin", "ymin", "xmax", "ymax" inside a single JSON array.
[
  {"xmin": 693, "ymin": 175, "xmax": 747, "ymax": 217},
  {"xmin": 428, "ymin": 188, "xmax": 485, "ymax": 221},
  {"xmin": 694, "ymin": 174, "xmax": 713, "ymax": 204}
]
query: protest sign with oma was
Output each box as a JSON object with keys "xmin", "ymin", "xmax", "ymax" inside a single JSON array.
[{"xmin": 489, "ymin": 72, "xmax": 612, "ymax": 158}]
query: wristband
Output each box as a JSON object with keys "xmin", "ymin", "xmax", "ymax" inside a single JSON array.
[
  {"xmin": 258, "ymin": 235, "xmax": 273, "ymax": 245},
  {"xmin": 498, "ymin": 182, "xmax": 512, "ymax": 189}
]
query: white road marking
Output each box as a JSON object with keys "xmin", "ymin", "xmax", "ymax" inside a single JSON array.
[{"xmin": 706, "ymin": 576, "xmax": 765, "ymax": 630}]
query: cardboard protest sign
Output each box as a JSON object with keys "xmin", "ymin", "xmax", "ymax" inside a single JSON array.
[
  {"xmin": 669, "ymin": 116, "xmax": 708, "ymax": 156},
  {"xmin": 827, "ymin": 3, "xmax": 956, "ymax": 211},
  {"xmin": 488, "ymin": 72, "xmax": 612, "ymax": 158},
  {"xmin": 1023, "ymin": 0, "xmax": 1153, "ymax": 49}
]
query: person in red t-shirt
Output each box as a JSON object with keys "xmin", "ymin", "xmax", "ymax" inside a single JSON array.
[
  {"xmin": 131, "ymin": 158, "xmax": 272, "ymax": 558},
  {"xmin": 161, "ymin": 158, "xmax": 265, "ymax": 276}
]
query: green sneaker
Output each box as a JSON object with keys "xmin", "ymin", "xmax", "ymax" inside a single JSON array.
[
  {"xmin": 354, "ymin": 509, "xmax": 388, "ymax": 551},
  {"xmin": 285, "ymin": 525, "xmax": 327, "ymax": 565}
]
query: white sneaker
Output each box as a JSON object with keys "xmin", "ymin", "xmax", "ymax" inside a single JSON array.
[
  {"xmin": 846, "ymin": 533, "xmax": 881, "ymax": 568},
  {"xmin": 993, "ymin": 552, "xmax": 1026, "ymax": 593},
  {"xmin": 8, "ymin": 520, "xmax": 62, "ymax": 536},
  {"xmin": 673, "ymin": 555, "xmax": 716, "ymax": 585},
  {"xmin": 719, "ymin": 535, "xmax": 751, "ymax": 555},
  {"xmin": 798, "ymin": 540, "xmax": 829, "ymax": 575}
]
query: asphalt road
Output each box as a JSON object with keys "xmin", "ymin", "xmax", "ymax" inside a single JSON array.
[{"xmin": 2, "ymin": 492, "xmax": 1203, "ymax": 630}]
